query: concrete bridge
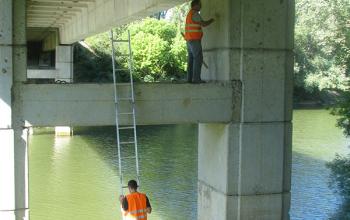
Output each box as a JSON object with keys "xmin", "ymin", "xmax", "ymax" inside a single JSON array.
[{"xmin": 0, "ymin": 0, "xmax": 294, "ymax": 219}]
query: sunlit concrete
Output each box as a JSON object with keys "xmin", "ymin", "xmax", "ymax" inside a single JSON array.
[
  {"xmin": 20, "ymin": 82, "xmax": 238, "ymax": 127},
  {"xmin": 0, "ymin": 0, "xmax": 29, "ymax": 220},
  {"xmin": 1, "ymin": 0, "xmax": 294, "ymax": 219},
  {"xmin": 197, "ymin": 0, "xmax": 294, "ymax": 219},
  {"xmin": 59, "ymin": 0, "xmax": 185, "ymax": 43}
]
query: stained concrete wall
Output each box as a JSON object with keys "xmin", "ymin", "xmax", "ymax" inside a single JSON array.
[
  {"xmin": 60, "ymin": 0, "xmax": 185, "ymax": 44},
  {"xmin": 20, "ymin": 82, "xmax": 238, "ymax": 127},
  {"xmin": 55, "ymin": 45, "xmax": 73, "ymax": 82},
  {"xmin": 197, "ymin": 0, "xmax": 294, "ymax": 219},
  {"xmin": 0, "ymin": 0, "xmax": 29, "ymax": 220}
]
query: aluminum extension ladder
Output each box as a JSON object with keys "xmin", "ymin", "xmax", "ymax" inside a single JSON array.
[{"xmin": 110, "ymin": 29, "xmax": 140, "ymax": 195}]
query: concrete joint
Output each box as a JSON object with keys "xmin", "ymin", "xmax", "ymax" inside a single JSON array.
[
  {"xmin": 198, "ymin": 179, "xmax": 227, "ymax": 196},
  {"xmin": 203, "ymin": 47, "xmax": 292, "ymax": 53}
]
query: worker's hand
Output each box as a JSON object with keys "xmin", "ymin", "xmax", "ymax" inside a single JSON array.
[{"xmin": 119, "ymin": 195, "xmax": 125, "ymax": 203}]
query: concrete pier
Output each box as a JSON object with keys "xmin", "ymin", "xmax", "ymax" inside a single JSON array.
[
  {"xmin": 55, "ymin": 45, "xmax": 73, "ymax": 83},
  {"xmin": 1, "ymin": 0, "xmax": 295, "ymax": 219},
  {"xmin": 197, "ymin": 0, "xmax": 294, "ymax": 219},
  {"xmin": 0, "ymin": 0, "xmax": 29, "ymax": 219}
]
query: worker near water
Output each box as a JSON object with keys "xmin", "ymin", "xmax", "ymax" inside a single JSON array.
[
  {"xmin": 185, "ymin": 0, "xmax": 214, "ymax": 84},
  {"xmin": 119, "ymin": 180, "xmax": 152, "ymax": 220}
]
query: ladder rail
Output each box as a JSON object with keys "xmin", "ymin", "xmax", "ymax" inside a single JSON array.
[
  {"xmin": 127, "ymin": 31, "xmax": 141, "ymax": 186},
  {"xmin": 110, "ymin": 30, "xmax": 124, "ymax": 195},
  {"xmin": 111, "ymin": 29, "xmax": 140, "ymax": 194}
]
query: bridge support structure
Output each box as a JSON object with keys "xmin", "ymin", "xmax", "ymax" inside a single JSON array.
[
  {"xmin": 197, "ymin": 0, "xmax": 294, "ymax": 219},
  {"xmin": 0, "ymin": 0, "xmax": 29, "ymax": 220}
]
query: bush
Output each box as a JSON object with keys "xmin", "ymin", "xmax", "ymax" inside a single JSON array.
[
  {"xmin": 332, "ymin": 90, "xmax": 350, "ymax": 136},
  {"xmin": 120, "ymin": 18, "xmax": 187, "ymax": 82},
  {"xmin": 74, "ymin": 18, "xmax": 187, "ymax": 83},
  {"xmin": 326, "ymin": 154, "xmax": 350, "ymax": 198}
]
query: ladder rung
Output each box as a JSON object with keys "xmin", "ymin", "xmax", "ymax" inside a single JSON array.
[
  {"xmin": 118, "ymin": 54, "xmax": 130, "ymax": 57},
  {"xmin": 119, "ymin": 126, "xmax": 134, "ymax": 130},
  {"xmin": 120, "ymin": 141, "xmax": 135, "ymax": 145},
  {"xmin": 118, "ymin": 97, "xmax": 133, "ymax": 101},
  {"xmin": 115, "ymin": 68, "xmax": 129, "ymax": 71},
  {"xmin": 113, "ymin": 40, "xmax": 129, "ymax": 43},
  {"xmin": 118, "ymin": 112, "xmax": 133, "ymax": 115},
  {"xmin": 121, "ymin": 156, "xmax": 137, "ymax": 160}
]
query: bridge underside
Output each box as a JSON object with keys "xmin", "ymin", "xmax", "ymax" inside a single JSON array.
[
  {"xmin": 27, "ymin": 0, "xmax": 185, "ymax": 46},
  {"xmin": 0, "ymin": 0, "xmax": 294, "ymax": 219}
]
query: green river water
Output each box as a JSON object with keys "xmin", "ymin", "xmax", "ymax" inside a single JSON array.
[{"xmin": 29, "ymin": 109, "xmax": 350, "ymax": 220}]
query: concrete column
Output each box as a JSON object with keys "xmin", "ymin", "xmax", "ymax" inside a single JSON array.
[
  {"xmin": 55, "ymin": 45, "xmax": 73, "ymax": 83},
  {"xmin": 55, "ymin": 45, "xmax": 73, "ymax": 136},
  {"xmin": 0, "ymin": 0, "xmax": 29, "ymax": 219},
  {"xmin": 198, "ymin": 0, "xmax": 294, "ymax": 219}
]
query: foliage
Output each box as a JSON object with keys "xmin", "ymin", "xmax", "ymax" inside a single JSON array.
[
  {"xmin": 75, "ymin": 18, "xmax": 187, "ymax": 83},
  {"xmin": 166, "ymin": 2, "xmax": 190, "ymax": 32},
  {"xmin": 124, "ymin": 18, "xmax": 186, "ymax": 82},
  {"xmin": 332, "ymin": 90, "xmax": 350, "ymax": 136},
  {"xmin": 326, "ymin": 154, "xmax": 350, "ymax": 199},
  {"xmin": 73, "ymin": 42, "xmax": 114, "ymax": 83},
  {"xmin": 294, "ymin": 0, "xmax": 350, "ymax": 93}
]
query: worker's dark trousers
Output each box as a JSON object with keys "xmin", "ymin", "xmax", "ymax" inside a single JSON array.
[{"xmin": 187, "ymin": 40, "xmax": 203, "ymax": 83}]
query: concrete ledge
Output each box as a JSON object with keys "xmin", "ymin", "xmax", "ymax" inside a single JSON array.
[
  {"xmin": 27, "ymin": 69, "xmax": 57, "ymax": 79},
  {"xmin": 20, "ymin": 82, "xmax": 237, "ymax": 127}
]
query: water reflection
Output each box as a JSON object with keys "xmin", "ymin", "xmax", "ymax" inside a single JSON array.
[
  {"xmin": 291, "ymin": 152, "xmax": 342, "ymax": 219},
  {"xmin": 30, "ymin": 125, "xmax": 198, "ymax": 220},
  {"xmin": 29, "ymin": 110, "xmax": 350, "ymax": 220}
]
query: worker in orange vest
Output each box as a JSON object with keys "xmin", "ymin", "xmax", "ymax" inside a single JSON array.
[
  {"xmin": 119, "ymin": 180, "xmax": 152, "ymax": 220},
  {"xmin": 185, "ymin": 0, "xmax": 214, "ymax": 83}
]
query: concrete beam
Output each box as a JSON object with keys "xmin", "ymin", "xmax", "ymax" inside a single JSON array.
[
  {"xmin": 27, "ymin": 69, "xmax": 57, "ymax": 79},
  {"xmin": 59, "ymin": 0, "xmax": 185, "ymax": 44},
  {"xmin": 20, "ymin": 82, "xmax": 238, "ymax": 127}
]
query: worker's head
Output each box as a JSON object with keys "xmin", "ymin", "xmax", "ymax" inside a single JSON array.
[
  {"xmin": 191, "ymin": 0, "xmax": 201, "ymax": 10},
  {"xmin": 128, "ymin": 180, "xmax": 138, "ymax": 192}
]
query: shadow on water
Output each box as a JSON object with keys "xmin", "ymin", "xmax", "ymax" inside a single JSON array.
[
  {"xmin": 292, "ymin": 151, "xmax": 349, "ymax": 220},
  {"xmin": 328, "ymin": 200, "xmax": 350, "ymax": 220},
  {"xmin": 72, "ymin": 125, "xmax": 198, "ymax": 220}
]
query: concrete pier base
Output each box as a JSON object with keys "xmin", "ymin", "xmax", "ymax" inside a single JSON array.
[
  {"xmin": 197, "ymin": 0, "xmax": 294, "ymax": 219},
  {"xmin": 198, "ymin": 123, "xmax": 291, "ymax": 220}
]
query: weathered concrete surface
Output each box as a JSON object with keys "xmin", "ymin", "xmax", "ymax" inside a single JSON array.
[
  {"xmin": 198, "ymin": 181, "xmax": 291, "ymax": 220},
  {"xmin": 27, "ymin": 69, "xmax": 57, "ymax": 79},
  {"xmin": 27, "ymin": 45, "xmax": 73, "ymax": 82},
  {"xmin": 197, "ymin": 0, "xmax": 294, "ymax": 219},
  {"xmin": 0, "ymin": 0, "xmax": 29, "ymax": 219},
  {"xmin": 55, "ymin": 45, "xmax": 73, "ymax": 82},
  {"xmin": 60, "ymin": 0, "xmax": 185, "ymax": 44},
  {"xmin": 20, "ymin": 82, "xmax": 239, "ymax": 127}
]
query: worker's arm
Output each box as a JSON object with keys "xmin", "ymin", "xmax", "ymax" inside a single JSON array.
[
  {"xmin": 146, "ymin": 196, "xmax": 152, "ymax": 214},
  {"xmin": 119, "ymin": 195, "xmax": 128, "ymax": 211},
  {"xmin": 192, "ymin": 11, "xmax": 214, "ymax": 27},
  {"xmin": 200, "ymin": 18, "xmax": 215, "ymax": 27}
]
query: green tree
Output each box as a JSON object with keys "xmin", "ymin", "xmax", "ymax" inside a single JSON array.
[
  {"xmin": 74, "ymin": 18, "xmax": 187, "ymax": 83},
  {"xmin": 294, "ymin": 0, "xmax": 350, "ymax": 94},
  {"xmin": 118, "ymin": 18, "xmax": 187, "ymax": 82},
  {"xmin": 326, "ymin": 154, "xmax": 350, "ymax": 199}
]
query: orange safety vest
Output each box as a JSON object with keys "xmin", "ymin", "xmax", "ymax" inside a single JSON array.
[
  {"xmin": 123, "ymin": 192, "xmax": 148, "ymax": 220},
  {"xmin": 184, "ymin": 9, "xmax": 203, "ymax": 41}
]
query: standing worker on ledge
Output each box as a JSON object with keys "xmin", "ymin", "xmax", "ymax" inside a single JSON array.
[
  {"xmin": 119, "ymin": 180, "xmax": 152, "ymax": 220},
  {"xmin": 185, "ymin": 0, "xmax": 214, "ymax": 84}
]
